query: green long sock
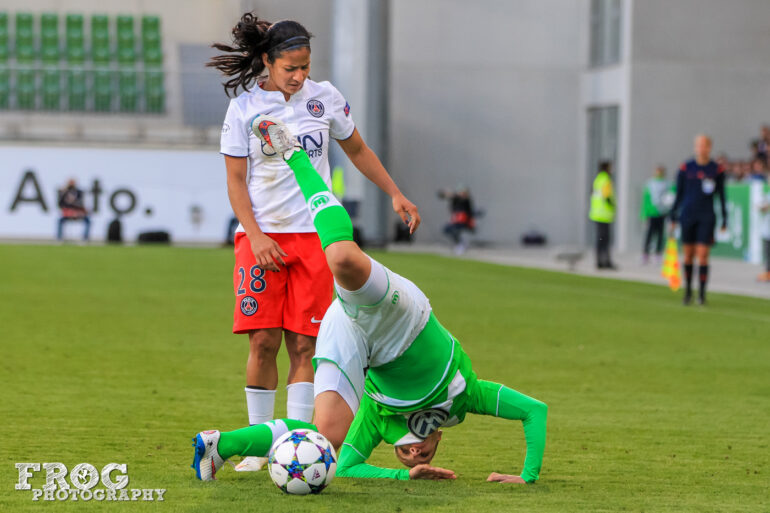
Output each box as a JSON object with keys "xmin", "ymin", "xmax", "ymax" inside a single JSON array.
[
  {"xmin": 217, "ymin": 419, "xmax": 316, "ymax": 460},
  {"xmin": 285, "ymin": 150, "xmax": 353, "ymax": 249}
]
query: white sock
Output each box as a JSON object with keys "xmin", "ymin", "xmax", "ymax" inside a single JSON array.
[
  {"xmin": 286, "ymin": 382, "xmax": 314, "ymax": 422},
  {"xmin": 245, "ymin": 387, "xmax": 276, "ymax": 426}
]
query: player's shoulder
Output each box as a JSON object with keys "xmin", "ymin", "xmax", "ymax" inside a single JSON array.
[
  {"xmin": 303, "ymin": 79, "xmax": 343, "ymax": 99},
  {"xmin": 229, "ymin": 86, "xmax": 273, "ymax": 114},
  {"xmin": 681, "ymin": 159, "xmax": 696, "ymax": 171}
]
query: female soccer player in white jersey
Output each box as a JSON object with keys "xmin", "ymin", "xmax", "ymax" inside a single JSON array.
[
  {"xmin": 207, "ymin": 13, "xmax": 420, "ymax": 470},
  {"xmin": 192, "ymin": 118, "xmax": 547, "ymax": 483}
]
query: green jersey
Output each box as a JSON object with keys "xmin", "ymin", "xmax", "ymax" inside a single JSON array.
[{"xmin": 337, "ymin": 320, "xmax": 548, "ymax": 483}]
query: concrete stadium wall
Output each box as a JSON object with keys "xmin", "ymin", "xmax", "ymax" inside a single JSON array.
[
  {"xmin": 624, "ymin": 0, "xmax": 770, "ymax": 252},
  {"xmin": 387, "ymin": 0, "xmax": 584, "ymax": 246}
]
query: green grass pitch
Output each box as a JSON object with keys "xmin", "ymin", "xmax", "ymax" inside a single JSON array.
[{"xmin": 1, "ymin": 243, "xmax": 768, "ymax": 512}]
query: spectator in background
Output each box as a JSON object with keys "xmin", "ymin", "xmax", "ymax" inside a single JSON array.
[
  {"xmin": 641, "ymin": 165, "xmax": 673, "ymax": 264},
  {"xmin": 735, "ymin": 160, "xmax": 752, "ymax": 183},
  {"xmin": 758, "ymin": 179, "xmax": 770, "ymax": 282},
  {"xmin": 438, "ymin": 185, "xmax": 476, "ymax": 255},
  {"xmin": 753, "ymin": 125, "xmax": 769, "ymax": 164},
  {"xmin": 750, "ymin": 159, "xmax": 767, "ymax": 182},
  {"xmin": 589, "ymin": 161, "xmax": 617, "ymax": 270},
  {"xmin": 57, "ymin": 179, "xmax": 90, "ymax": 241}
]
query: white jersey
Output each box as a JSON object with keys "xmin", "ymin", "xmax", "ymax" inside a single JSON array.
[
  {"xmin": 220, "ymin": 79, "xmax": 355, "ymax": 233},
  {"xmin": 313, "ymin": 265, "xmax": 432, "ymax": 403}
]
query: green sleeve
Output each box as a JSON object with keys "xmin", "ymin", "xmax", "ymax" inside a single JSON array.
[
  {"xmin": 336, "ymin": 396, "xmax": 410, "ymax": 480},
  {"xmin": 469, "ymin": 380, "xmax": 548, "ymax": 483},
  {"xmin": 641, "ymin": 186, "xmax": 654, "ymax": 220}
]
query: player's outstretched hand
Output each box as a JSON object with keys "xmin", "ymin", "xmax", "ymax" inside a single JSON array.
[
  {"xmin": 409, "ymin": 464, "xmax": 456, "ymax": 480},
  {"xmin": 392, "ymin": 194, "xmax": 421, "ymax": 234},
  {"xmin": 486, "ymin": 472, "xmax": 526, "ymax": 484},
  {"xmin": 250, "ymin": 233, "xmax": 287, "ymax": 272}
]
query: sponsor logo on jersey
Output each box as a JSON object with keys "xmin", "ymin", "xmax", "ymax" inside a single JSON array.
[
  {"xmin": 307, "ymin": 99, "xmax": 325, "ymax": 118},
  {"xmin": 391, "ymin": 291, "xmax": 399, "ymax": 304},
  {"xmin": 240, "ymin": 296, "xmax": 258, "ymax": 316},
  {"xmin": 222, "ymin": 123, "xmax": 230, "ymax": 134},
  {"xmin": 309, "ymin": 193, "xmax": 330, "ymax": 212},
  {"xmin": 259, "ymin": 130, "xmax": 324, "ymax": 158},
  {"xmin": 344, "ymin": 102, "xmax": 350, "ymax": 117},
  {"xmin": 311, "ymin": 317, "xmax": 322, "ymax": 324},
  {"xmin": 407, "ymin": 408, "xmax": 449, "ymax": 439}
]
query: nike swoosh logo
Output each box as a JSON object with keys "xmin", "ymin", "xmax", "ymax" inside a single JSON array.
[{"xmin": 311, "ymin": 317, "xmax": 322, "ymax": 324}]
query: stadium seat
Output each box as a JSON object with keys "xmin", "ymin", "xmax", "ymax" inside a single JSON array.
[
  {"xmin": 67, "ymin": 68, "xmax": 86, "ymax": 110},
  {"xmin": 117, "ymin": 15, "xmax": 136, "ymax": 66},
  {"xmin": 16, "ymin": 68, "xmax": 36, "ymax": 109},
  {"xmin": 141, "ymin": 15, "xmax": 163, "ymax": 65},
  {"xmin": 91, "ymin": 15, "xmax": 110, "ymax": 65},
  {"xmin": 15, "ymin": 13, "xmax": 35, "ymax": 65},
  {"xmin": 144, "ymin": 69, "xmax": 164, "ymax": 113},
  {"xmin": 0, "ymin": 66, "xmax": 9, "ymax": 108},
  {"xmin": 0, "ymin": 13, "xmax": 8, "ymax": 63},
  {"xmin": 93, "ymin": 69, "xmax": 112, "ymax": 111},
  {"xmin": 42, "ymin": 68, "xmax": 61, "ymax": 110},
  {"xmin": 66, "ymin": 14, "xmax": 85, "ymax": 65},
  {"xmin": 41, "ymin": 13, "xmax": 60, "ymax": 65},
  {"xmin": 119, "ymin": 69, "xmax": 138, "ymax": 112}
]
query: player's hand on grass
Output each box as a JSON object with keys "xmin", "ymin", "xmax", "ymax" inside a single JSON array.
[
  {"xmin": 250, "ymin": 233, "xmax": 287, "ymax": 272},
  {"xmin": 486, "ymin": 472, "xmax": 527, "ymax": 484},
  {"xmin": 392, "ymin": 194, "xmax": 421, "ymax": 234},
  {"xmin": 409, "ymin": 464, "xmax": 456, "ymax": 480}
]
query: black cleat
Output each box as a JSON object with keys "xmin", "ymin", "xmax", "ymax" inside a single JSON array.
[
  {"xmin": 683, "ymin": 291, "xmax": 692, "ymax": 305},
  {"xmin": 697, "ymin": 295, "xmax": 706, "ymax": 306}
]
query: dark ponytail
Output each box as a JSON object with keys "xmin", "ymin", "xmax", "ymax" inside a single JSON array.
[{"xmin": 207, "ymin": 13, "xmax": 312, "ymax": 97}]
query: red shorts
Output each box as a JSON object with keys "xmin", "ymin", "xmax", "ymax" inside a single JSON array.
[{"xmin": 232, "ymin": 232, "xmax": 333, "ymax": 336}]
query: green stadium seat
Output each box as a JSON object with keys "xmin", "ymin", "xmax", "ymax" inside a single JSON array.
[
  {"xmin": 41, "ymin": 14, "xmax": 59, "ymax": 64},
  {"xmin": 0, "ymin": 13, "xmax": 8, "ymax": 55},
  {"xmin": 0, "ymin": 66, "xmax": 9, "ymax": 108},
  {"xmin": 91, "ymin": 15, "xmax": 110, "ymax": 65},
  {"xmin": 16, "ymin": 13, "xmax": 33, "ymax": 42},
  {"xmin": 93, "ymin": 69, "xmax": 112, "ymax": 111},
  {"xmin": 16, "ymin": 68, "xmax": 35, "ymax": 109},
  {"xmin": 119, "ymin": 69, "xmax": 137, "ymax": 112},
  {"xmin": 117, "ymin": 16, "xmax": 136, "ymax": 66},
  {"xmin": 144, "ymin": 69, "xmax": 164, "ymax": 113},
  {"xmin": 66, "ymin": 14, "xmax": 85, "ymax": 64},
  {"xmin": 16, "ymin": 13, "xmax": 35, "ymax": 64},
  {"xmin": 42, "ymin": 68, "xmax": 61, "ymax": 110},
  {"xmin": 143, "ymin": 46, "xmax": 162, "ymax": 66},
  {"xmin": 0, "ymin": 12, "xmax": 7, "ymax": 62},
  {"xmin": 67, "ymin": 68, "xmax": 86, "ymax": 110}
]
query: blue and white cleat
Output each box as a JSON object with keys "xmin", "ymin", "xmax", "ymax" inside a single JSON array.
[
  {"xmin": 191, "ymin": 430, "xmax": 225, "ymax": 481},
  {"xmin": 250, "ymin": 114, "xmax": 299, "ymax": 159}
]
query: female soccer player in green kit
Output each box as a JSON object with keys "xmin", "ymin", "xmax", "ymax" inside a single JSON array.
[{"xmin": 192, "ymin": 117, "xmax": 547, "ymax": 483}]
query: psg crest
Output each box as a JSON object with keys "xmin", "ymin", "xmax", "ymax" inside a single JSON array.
[
  {"xmin": 307, "ymin": 99, "xmax": 325, "ymax": 118},
  {"xmin": 240, "ymin": 296, "xmax": 258, "ymax": 316},
  {"xmin": 407, "ymin": 408, "xmax": 449, "ymax": 438}
]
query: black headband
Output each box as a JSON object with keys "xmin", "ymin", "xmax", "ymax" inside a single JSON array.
[{"xmin": 267, "ymin": 35, "xmax": 310, "ymax": 54}]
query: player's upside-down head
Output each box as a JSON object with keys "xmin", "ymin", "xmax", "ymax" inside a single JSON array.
[{"xmin": 393, "ymin": 430, "xmax": 443, "ymax": 468}]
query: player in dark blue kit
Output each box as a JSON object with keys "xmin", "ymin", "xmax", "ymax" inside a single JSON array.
[{"xmin": 670, "ymin": 135, "xmax": 727, "ymax": 305}]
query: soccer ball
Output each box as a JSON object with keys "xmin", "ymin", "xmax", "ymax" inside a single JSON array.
[{"xmin": 267, "ymin": 429, "xmax": 337, "ymax": 495}]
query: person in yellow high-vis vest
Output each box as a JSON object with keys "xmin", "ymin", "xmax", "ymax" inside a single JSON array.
[{"xmin": 588, "ymin": 161, "xmax": 617, "ymax": 269}]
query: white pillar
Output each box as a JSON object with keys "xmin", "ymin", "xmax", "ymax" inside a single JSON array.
[{"xmin": 330, "ymin": 0, "xmax": 389, "ymax": 242}]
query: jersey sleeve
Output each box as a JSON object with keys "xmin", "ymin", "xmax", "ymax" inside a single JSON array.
[
  {"xmin": 336, "ymin": 396, "xmax": 410, "ymax": 480},
  {"xmin": 468, "ymin": 380, "xmax": 548, "ymax": 483},
  {"xmin": 220, "ymin": 99, "xmax": 249, "ymax": 157},
  {"xmin": 326, "ymin": 83, "xmax": 355, "ymax": 141}
]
